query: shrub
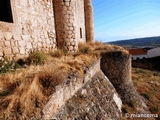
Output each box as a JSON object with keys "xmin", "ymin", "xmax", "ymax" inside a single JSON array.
[
  {"xmin": 149, "ymin": 105, "xmax": 159, "ymax": 113},
  {"xmin": 27, "ymin": 50, "xmax": 45, "ymax": 65},
  {"xmin": 0, "ymin": 57, "xmax": 20, "ymax": 74},
  {"xmin": 50, "ymin": 49, "xmax": 63, "ymax": 58},
  {"xmin": 142, "ymin": 93, "xmax": 150, "ymax": 100},
  {"xmin": 79, "ymin": 46, "xmax": 90, "ymax": 54},
  {"xmin": 126, "ymin": 100, "xmax": 137, "ymax": 107}
]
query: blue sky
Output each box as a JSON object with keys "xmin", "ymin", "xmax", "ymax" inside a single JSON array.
[{"xmin": 92, "ymin": 0, "xmax": 160, "ymax": 42}]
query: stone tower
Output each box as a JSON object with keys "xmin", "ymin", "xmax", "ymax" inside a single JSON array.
[
  {"xmin": 84, "ymin": 0, "xmax": 94, "ymax": 42},
  {"xmin": 53, "ymin": 0, "xmax": 94, "ymax": 52}
]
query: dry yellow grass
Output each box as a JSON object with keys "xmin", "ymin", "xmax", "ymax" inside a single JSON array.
[
  {"xmin": 0, "ymin": 41, "xmax": 128, "ymax": 119},
  {"xmin": 122, "ymin": 68, "xmax": 160, "ymax": 120}
]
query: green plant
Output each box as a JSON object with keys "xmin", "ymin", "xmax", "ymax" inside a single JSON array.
[
  {"xmin": 153, "ymin": 73, "xmax": 159, "ymax": 76},
  {"xmin": 150, "ymin": 105, "xmax": 159, "ymax": 113},
  {"xmin": 126, "ymin": 100, "xmax": 137, "ymax": 108},
  {"xmin": 27, "ymin": 50, "xmax": 45, "ymax": 65},
  {"xmin": 0, "ymin": 90, "xmax": 10, "ymax": 96},
  {"xmin": 135, "ymin": 69, "xmax": 146, "ymax": 74},
  {"xmin": 0, "ymin": 57, "xmax": 20, "ymax": 74},
  {"xmin": 79, "ymin": 46, "xmax": 90, "ymax": 54},
  {"xmin": 50, "ymin": 49, "xmax": 63, "ymax": 58},
  {"xmin": 142, "ymin": 93, "xmax": 150, "ymax": 100},
  {"xmin": 63, "ymin": 48, "xmax": 68, "ymax": 56}
]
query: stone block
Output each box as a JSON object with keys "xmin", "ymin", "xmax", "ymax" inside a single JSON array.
[
  {"xmin": 0, "ymin": 32, "xmax": 4, "ymax": 39},
  {"xmin": 22, "ymin": 35, "xmax": 29, "ymax": 41},
  {"xmin": 26, "ymin": 42, "xmax": 32, "ymax": 49},
  {"xmin": 65, "ymin": 2, "xmax": 70, "ymax": 6},
  {"xmin": 4, "ymin": 41, "xmax": 11, "ymax": 47},
  {"xmin": 3, "ymin": 47, "xmax": 12, "ymax": 55},
  {"xmin": 19, "ymin": 47, "xmax": 25, "ymax": 54},
  {"xmin": 12, "ymin": 47, "xmax": 19, "ymax": 54},
  {"xmin": 0, "ymin": 41, "xmax": 4, "ymax": 47},
  {"xmin": 13, "ymin": 35, "xmax": 22, "ymax": 40},
  {"xmin": 11, "ymin": 40, "xmax": 15, "ymax": 46},
  {"xmin": 68, "ymin": 46, "xmax": 73, "ymax": 51},
  {"xmin": 4, "ymin": 32, "xmax": 12, "ymax": 40},
  {"xmin": 18, "ymin": 41, "xmax": 26, "ymax": 47},
  {"xmin": 0, "ymin": 52, "xmax": 3, "ymax": 56}
]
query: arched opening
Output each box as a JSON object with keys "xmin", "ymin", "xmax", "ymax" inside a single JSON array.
[{"xmin": 0, "ymin": 0, "xmax": 13, "ymax": 23}]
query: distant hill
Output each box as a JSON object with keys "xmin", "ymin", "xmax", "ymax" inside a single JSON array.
[{"xmin": 107, "ymin": 36, "xmax": 160, "ymax": 48}]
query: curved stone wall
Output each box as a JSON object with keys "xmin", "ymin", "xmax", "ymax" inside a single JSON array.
[
  {"xmin": 100, "ymin": 51, "xmax": 147, "ymax": 107},
  {"xmin": 53, "ymin": 0, "xmax": 86, "ymax": 52}
]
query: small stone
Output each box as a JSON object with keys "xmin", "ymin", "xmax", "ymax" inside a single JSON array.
[
  {"xmin": 0, "ymin": 52, "xmax": 3, "ymax": 56},
  {"xmin": 22, "ymin": 35, "xmax": 29, "ymax": 41},
  {"xmin": 4, "ymin": 32, "xmax": 12, "ymax": 40},
  {"xmin": 68, "ymin": 46, "xmax": 73, "ymax": 51},
  {"xmin": 19, "ymin": 47, "xmax": 25, "ymax": 54},
  {"xmin": 65, "ymin": 2, "xmax": 70, "ymax": 6},
  {"xmin": 0, "ymin": 41, "xmax": 4, "ymax": 47},
  {"xmin": 0, "ymin": 32, "xmax": 4, "ymax": 39},
  {"xmin": 12, "ymin": 47, "xmax": 19, "ymax": 54},
  {"xmin": 13, "ymin": 35, "xmax": 21, "ymax": 40},
  {"xmin": 4, "ymin": 41, "xmax": 10, "ymax": 47},
  {"xmin": 18, "ymin": 41, "xmax": 26, "ymax": 47},
  {"xmin": 3, "ymin": 47, "xmax": 12, "ymax": 55},
  {"xmin": 26, "ymin": 42, "xmax": 32, "ymax": 49}
]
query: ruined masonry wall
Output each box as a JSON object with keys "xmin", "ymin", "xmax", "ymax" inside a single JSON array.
[
  {"xmin": 42, "ymin": 59, "xmax": 122, "ymax": 119},
  {"xmin": 0, "ymin": 0, "xmax": 56, "ymax": 59},
  {"xmin": 53, "ymin": 72, "xmax": 122, "ymax": 120}
]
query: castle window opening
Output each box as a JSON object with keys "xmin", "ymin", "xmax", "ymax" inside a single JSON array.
[
  {"xmin": 80, "ymin": 28, "xmax": 82, "ymax": 38},
  {"xmin": 0, "ymin": 0, "xmax": 13, "ymax": 23}
]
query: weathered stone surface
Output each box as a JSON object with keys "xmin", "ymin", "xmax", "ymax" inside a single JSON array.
[
  {"xmin": 18, "ymin": 41, "xmax": 26, "ymax": 47},
  {"xmin": 52, "ymin": 71, "xmax": 122, "ymax": 120},
  {"xmin": 19, "ymin": 47, "xmax": 25, "ymax": 54},
  {"xmin": 3, "ymin": 47, "xmax": 12, "ymax": 55},
  {"xmin": 0, "ymin": 0, "xmax": 94, "ymax": 57},
  {"xmin": 4, "ymin": 32, "xmax": 12, "ymax": 40},
  {"xmin": 12, "ymin": 47, "xmax": 19, "ymax": 54},
  {"xmin": 0, "ymin": 41, "xmax": 4, "ymax": 47},
  {"xmin": 0, "ymin": 51, "xmax": 3, "ymax": 56},
  {"xmin": 26, "ymin": 42, "xmax": 32, "ymax": 49},
  {"xmin": 13, "ymin": 35, "xmax": 22, "ymax": 40},
  {"xmin": 4, "ymin": 41, "xmax": 11, "ymax": 47}
]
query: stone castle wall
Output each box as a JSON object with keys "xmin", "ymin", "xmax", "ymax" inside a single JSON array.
[
  {"xmin": 0, "ymin": 0, "xmax": 56, "ymax": 59},
  {"xmin": 0, "ymin": 0, "xmax": 94, "ymax": 58}
]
